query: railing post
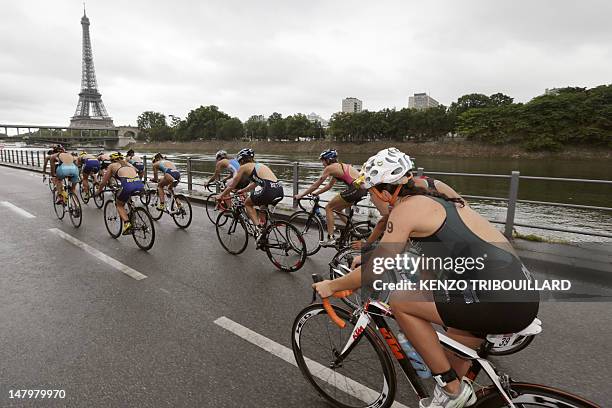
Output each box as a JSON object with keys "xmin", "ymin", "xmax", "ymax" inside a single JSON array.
[
  {"xmin": 143, "ymin": 155, "xmax": 148, "ymax": 180},
  {"xmin": 504, "ymin": 171, "xmax": 520, "ymax": 239},
  {"xmin": 416, "ymin": 167, "xmax": 424, "ymax": 177},
  {"xmin": 187, "ymin": 156, "xmax": 193, "ymax": 192},
  {"xmin": 292, "ymin": 161, "xmax": 299, "ymax": 208},
  {"xmin": 31, "ymin": 151, "xmax": 34, "ymax": 167},
  {"xmin": 37, "ymin": 151, "xmax": 40, "ymax": 167},
  {"xmin": 19, "ymin": 150, "xmax": 23, "ymax": 164},
  {"xmin": 26, "ymin": 150, "xmax": 29, "ymax": 166}
]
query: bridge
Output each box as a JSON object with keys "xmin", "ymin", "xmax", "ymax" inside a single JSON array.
[
  {"xmin": 0, "ymin": 124, "xmax": 138, "ymax": 149},
  {"xmin": 0, "ymin": 162, "xmax": 609, "ymax": 407}
]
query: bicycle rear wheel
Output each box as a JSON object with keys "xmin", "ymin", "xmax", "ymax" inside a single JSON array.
[
  {"xmin": 131, "ymin": 207, "xmax": 155, "ymax": 251},
  {"xmin": 288, "ymin": 210, "xmax": 324, "ymax": 256},
  {"xmin": 93, "ymin": 182, "xmax": 104, "ymax": 209},
  {"xmin": 103, "ymin": 200, "xmax": 122, "ymax": 238},
  {"xmin": 215, "ymin": 210, "xmax": 248, "ymax": 254},
  {"xmin": 350, "ymin": 221, "xmax": 374, "ymax": 241},
  {"xmin": 68, "ymin": 193, "xmax": 82, "ymax": 228},
  {"xmin": 473, "ymin": 382, "xmax": 599, "ymax": 407},
  {"xmin": 171, "ymin": 194, "xmax": 192, "ymax": 228},
  {"xmin": 263, "ymin": 221, "xmax": 307, "ymax": 272},
  {"xmin": 330, "ymin": 246, "xmax": 364, "ymax": 310},
  {"xmin": 52, "ymin": 191, "xmax": 65, "ymax": 220},
  {"xmin": 292, "ymin": 304, "xmax": 396, "ymax": 408}
]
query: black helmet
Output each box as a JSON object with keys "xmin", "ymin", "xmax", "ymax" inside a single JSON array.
[
  {"xmin": 236, "ymin": 148, "xmax": 254, "ymax": 163},
  {"xmin": 126, "ymin": 149, "xmax": 134, "ymax": 156}
]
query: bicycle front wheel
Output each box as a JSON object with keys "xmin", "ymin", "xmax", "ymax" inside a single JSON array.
[
  {"xmin": 263, "ymin": 221, "xmax": 307, "ymax": 272},
  {"xmin": 473, "ymin": 382, "xmax": 600, "ymax": 407},
  {"xmin": 215, "ymin": 210, "xmax": 248, "ymax": 254},
  {"xmin": 171, "ymin": 194, "xmax": 192, "ymax": 228},
  {"xmin": 131, "ymin": 207, "xmax": 155, "ymax": 251},
  {"xmin": 52, "ymin": 191, "xmax": 65, "ymax": 220},
  {"xmin": 205, "ymin": 193, "xmax": 220, "ymax": 223},
  {"xmin": 103, "ymin": 200, "xmax": 122, "ymax": 238},
  {"xmin": 147, "ymin": 191, "xmax": 164, "ymax": 220},
  {"xmin": 68, "ymin": 193, "xmax": 82, "ymax": 228},
  {"xmin": 93, "ymin": 183, "xmax": 104, "ymax": 209},
  {"xmin": 288, "ymin": 211, "xmax": 324, "ymax": 256},
  {"xmin": 292, "ymin": 304, "xmax": 396, "ymax": 408}
]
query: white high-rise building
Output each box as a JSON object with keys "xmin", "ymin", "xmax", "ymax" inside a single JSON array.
[
  {"xmin": 342, "ymin": 97, "xmax": 363, "ymax": 113},
  {"xmin": 408, "ymin": 93, "xmax": 439, "ymax": 110},
  {"xmin": 307, "ymin": 112, "xmax": 329, "ymax": 127}
]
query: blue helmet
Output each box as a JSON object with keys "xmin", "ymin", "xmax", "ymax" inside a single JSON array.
[
  {"xmin": 237, "ymin": 148, "xmax": 255, "ymax": 162},
  {"xmin": 319, "ymin": 149, "xmax": 337, "ymax": 160}
]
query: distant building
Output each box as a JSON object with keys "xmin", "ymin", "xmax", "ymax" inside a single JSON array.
[
  {"xmin": 307, "ymin": 112, "xmax": 329, "ymax": 128},
  {"xmin": 544, "ymin": 88, "xmax": 561, "ymax": 96},
  {"xmin": 408, "ymin": 93, "xmax": 439, "ymax": 110},
  {"xmin": 342, "ymin": 97, "xmax": 363, "ymax": 113}
]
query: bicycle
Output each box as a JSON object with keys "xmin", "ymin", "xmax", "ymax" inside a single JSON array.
[
  {"xmin": 204, "ymin": 180, "xmax": 227, "ymax": 223},
  {"xmin": 102, "ymin": 186, "xmax": 156, "ymax": 251},
  {"xmin": 46, "ymin": 175, "xmax": 82, "ymax": 228},
  {"xmin": 145, "ymin": 179, "xmax": 193, "ymax": 229},
  {"xmin": 215, "ymin": 193, "xmax": 307, "ymax": 272},
  {"xmin": 292, "ymin": 274, "xmax": 598, "ymax": 408},
  {"xmin": 92, "ymin": 176, "xmax": 117, "ymax": 210},
  {"xmin": 289, "ymin": 195, "xmax": 374, "ymax": 256}
]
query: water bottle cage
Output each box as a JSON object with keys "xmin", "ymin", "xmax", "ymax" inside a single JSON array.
[{"xmin": 432, "ymin": 369, "xmax": 458, "ymax": 388}]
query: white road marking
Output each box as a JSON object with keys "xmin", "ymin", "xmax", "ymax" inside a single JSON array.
[
  {"xmin": 49, "ymin": 228, "xmax": 147, "ymax": 280},
  {"xmin": 0, "ymin": 201, "xmax": 36, "ymax": 218},
  {"xmin": 214, "ymin": 316, "xmax": 410, "ymax": 408}
]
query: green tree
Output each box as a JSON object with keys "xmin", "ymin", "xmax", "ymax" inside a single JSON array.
[
  {"xmin": 267, "ymin": 112, "xmax": 285, "ymax": 140},
  {"xmin": 175, "ymin": 105, "xmax": 231, "ymax": 141},
  {"xmin": 136, "ymin": 111, "xmax": 173, "ymax": 141},
  {"xmin": 245, "ymin": 115, "xmax": 268, "ymax": 140},
  {"xmin": 285, "ymin": 113, "xmax": 311, "ymax": 141},
  {"xmin": 217, "ymin": 117, "xmax": 244, "ymax": 140}
]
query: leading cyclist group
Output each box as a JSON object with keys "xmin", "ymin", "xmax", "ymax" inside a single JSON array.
[{"xmin": 39, "ymin": 144, "xmax": 597, "ymax": 408}]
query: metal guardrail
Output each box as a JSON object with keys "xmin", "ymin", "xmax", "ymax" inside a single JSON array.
[{"xmin": 1, "ymin": 148, "xmax": 611, "ymax": 239}]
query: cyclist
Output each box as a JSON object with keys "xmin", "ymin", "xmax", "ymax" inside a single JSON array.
[
  {"xmin": 294, "ymin": 149, "xmax": 366, "ymax": 246},
  {"xmin": 151, "ymin": 153, "xmax": 181, "ymax": 211},
  {"xmin": 207, "ymin": 150, "xmax": 242, "ymax": 186},
  {"xmin": 76, "ymin": 151, "xmax": 100, "ymax": 200},
  {"xmin": 126, "ymin": 149, "xmax": 145, "ymax": 179},
  {"xmin": 313, "ymin": 147, "xmax": 539, "ymax": 408},
  {"xmin": 97, "ymin": 151, "xmax": 112, "ymax": 177},
  {"xmin": 218, "ymin": 148, "xmax": 283, "ymax": 234},
  {"xmin": 43, "ymin": 145, "xmax": 80, "ymax": 204},
  {"xmin": 96, "ymin": 152, "xmax": 144, "ymax": 235}
]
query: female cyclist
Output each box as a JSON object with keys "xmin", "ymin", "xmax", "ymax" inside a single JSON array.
[
  {"xmin": 151, "ymin": 153, "xmax": 181, "ymax": 211},
  {"xmin": 313, "ymin": 147, "xmax": 539, "ymax": 408},
  {"xmin": 218, "ymin": 148, "xmax": 284, "ymax": 234},
  {"xmin": 294, "ymin": 149, "xmax": 366, "ymax": 246}
]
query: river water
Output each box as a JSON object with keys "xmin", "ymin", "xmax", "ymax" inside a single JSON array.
[{"xmin": 165, "ymin": 150, "xmax": 612, "ymax": 243}]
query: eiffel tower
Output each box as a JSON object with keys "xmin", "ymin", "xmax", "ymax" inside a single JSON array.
[{"xmin": 70, "ymin": 6, "xmax": 114, "ymax": 128}]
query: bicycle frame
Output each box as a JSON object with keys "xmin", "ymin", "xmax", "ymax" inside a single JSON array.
[
  {"xmin": 336, "ymin": 298, "xmax": 517, "ymax": 406},
  {"xmin": 298, "ymin": 196, "xmax": 364, "ymax": 247}
]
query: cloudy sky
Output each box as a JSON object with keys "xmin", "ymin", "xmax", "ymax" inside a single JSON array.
[{"xmin": 1, "ymin": 0, "xmax": 610, "ymax": 127}]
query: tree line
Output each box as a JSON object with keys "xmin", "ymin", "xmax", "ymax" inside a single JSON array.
[{"xmin": 136, "ymin": 84, "xmax": 611, "ymax": 151}]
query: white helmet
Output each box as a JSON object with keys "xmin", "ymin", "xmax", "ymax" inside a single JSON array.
[{"xmin": 360, "ymin": 148, "xmax": 414, "ymax": 189}]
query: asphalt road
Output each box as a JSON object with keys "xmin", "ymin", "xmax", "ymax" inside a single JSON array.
[{"xmin": 0, "ymin": 165, "xmax": 610, "ymax": 407}]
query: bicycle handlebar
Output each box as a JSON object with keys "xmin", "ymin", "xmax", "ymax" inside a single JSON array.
[
  {"xmin": 311, "ymin": 274, "xmax": 352, "ymax": 329},
  {"xmin": 298, "ymin": 195, "xmax": 321, "ymax": 211}
]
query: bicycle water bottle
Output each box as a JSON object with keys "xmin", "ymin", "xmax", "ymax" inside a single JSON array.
[{"xmin": 396, "ymin": 332, "xmax": 431, "ymax": 378}]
